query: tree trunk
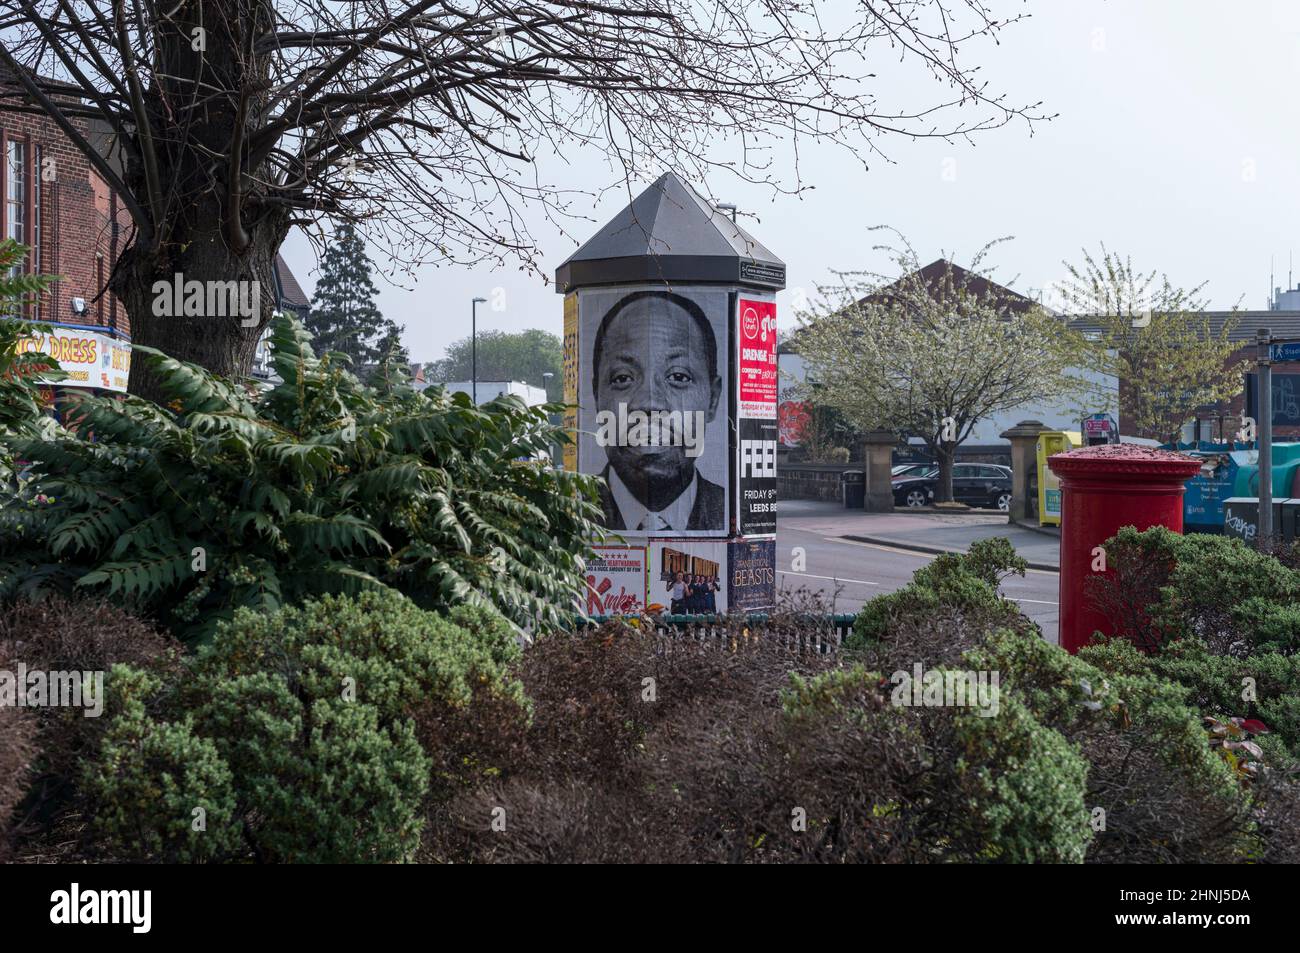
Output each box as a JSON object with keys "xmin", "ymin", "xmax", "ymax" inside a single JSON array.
[
  {"xmin": 933, "ymin": 445, "xmax": 956, "ymax": 503},
  {"xmin": 111, "ymin": 0, "xmax": 289, "ymax": 404},
  {"xmin": 116, "ymin": 224, "xmax": 287, "ymax": 403}
]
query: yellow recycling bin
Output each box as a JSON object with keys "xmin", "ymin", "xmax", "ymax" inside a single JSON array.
[{"xmin": 1036, "ymin": 430, "xmax": 1081, "ymax": 526}]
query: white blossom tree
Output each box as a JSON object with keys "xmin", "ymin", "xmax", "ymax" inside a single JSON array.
[
  {"xmin": 1055, "ymin": 246, "xmax": 1245, "ymax": 442},
  {"xmin": 794, "ymin": 232, "xmax": 1101, "ymax": 503}
]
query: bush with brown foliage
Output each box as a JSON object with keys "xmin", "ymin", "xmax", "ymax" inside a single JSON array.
[
  {"xmin": 418, "ymin": 531, "xmax": 1300, "ymax": 864},
  {"xmin": 422, "ymin": 617, "xmax": 1093, "ymax": 864},
  {"xmin": 0, "ymin": 598, "xmax": 181, "ymax": 860},
  {"xmin": 0, "ymin": 705, "xmax": 36, "ymax": 862},
  {"xmin": 419, "ymin": 623, "xmax": 836, "ymax": 862}
]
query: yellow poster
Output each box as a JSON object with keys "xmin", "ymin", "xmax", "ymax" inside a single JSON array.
[{"xmin": 562, "ymin": 293, "xmax": 579, "ymax": 471}]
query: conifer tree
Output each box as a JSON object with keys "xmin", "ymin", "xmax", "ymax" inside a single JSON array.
[{"xmin": 306, "ymin": 224, "xmax": 396, "ymax": 368}]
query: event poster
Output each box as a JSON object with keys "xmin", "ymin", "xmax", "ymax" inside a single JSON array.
[
  {"xmin": 577, "ymin": 285, "xmax": 730, "ymax": 537},
  {"xmin": 737, "ymin": 297, "xmax": 777, "ymax": 419},
  {"xmin": 728, "ymin": 538, "xmax": 777, "ymax": 612},
  {"xmin": 738, "ymin": 416, "xmax": 778, "ymax": 535},
  {"xmin": 778, "ymin": 400, "xmax": 810, "ymax": 447},
  {"xmin": 649, "ymin": 540, "xmax": 727, "ymax": 614},
  {"xmin": 583, "ymin": 546, "xmax": 647, "ymax": 617}
]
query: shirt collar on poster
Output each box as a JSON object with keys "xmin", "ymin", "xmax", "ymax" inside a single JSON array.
[{"xmin": 609, "ymin": 468, "xmax": 698, "ymax": 532}]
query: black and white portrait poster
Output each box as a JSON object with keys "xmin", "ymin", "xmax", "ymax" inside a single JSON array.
[{"xmin": 578, "ymin": 285, "xmax": 731, "ymax": 537}]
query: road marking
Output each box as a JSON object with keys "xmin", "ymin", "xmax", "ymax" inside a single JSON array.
[
  {"xmin": 822, "ymin": 537, "xmax": 937, "ymax": 558},
  {"xmin": 778, "ymin": 570, "xmax": 880, "ymax": 587},
  {"xmin": 819, "ymin": 536, "xmax": 1059, "ymax": 575},
  {"xmin": 1008, "ymin": 597, "xmax": 1059, "ymax": 605}
]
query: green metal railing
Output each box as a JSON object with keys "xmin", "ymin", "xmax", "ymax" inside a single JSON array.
[{"xmin": 572, "ymin": 612, "xmax": 858, "ymax": 655}]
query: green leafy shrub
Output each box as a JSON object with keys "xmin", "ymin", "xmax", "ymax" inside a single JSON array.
[
  {"xmin": 785, "ymin": 660, "xmax": 1092, "ymax": 863},
  {"xmin": 1130, "ymin": 637, "xmax": 1300, "ymax": 761},
  {"xmin": 848, "ymin": 538, "xmax": 1024, "ymax": 649},
  {"xmin": 784, "ymin": 663, "xmax": 1091, "ymax": 862},
  {"xmin": 189, "ymin": 593, "xmax": 522, "ymax": 720},
  {"xmin": 968, "ymin": 630, "xmax": 1250, "ymax": 862},
  {"xmin": 189, "ymin": 592, "xmax": 523, "ymax": 861},
  {"xmin": 948, "ymin": 693, "xmax": 1092, "ymax": 863},
  {"xmin": 1090, "ymin": 526, "xmax": 1300, "ymax": 653},
  {"xmin": 82, "ymin": 590, "xmax": 521, "ymax": 863},
  {"xmin": 960, "ymin": 536, "xmax": 1029, "ymax": 586},
  {"xmin": 1, "ymin": 313, "xmax": 604, "ymax": 641},
  {"xmin": 82, "ymin": 665, "xmax": 240, "ymax": 863},
  {"xmin": 847, "ymin": 582, "xmax": 942, "ymax": 648},
  {"xmin": 0, "ymin": 240, "xmax": 60, "ymax": 489}
]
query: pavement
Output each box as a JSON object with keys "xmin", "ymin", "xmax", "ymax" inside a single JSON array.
[
  {"xmin": 780, "ymin": 501, "xmax": 1063, "ymax": 571},
  {"xmin": 774, "ymin": 499, "xmax": 1061, "ymax": 643}
]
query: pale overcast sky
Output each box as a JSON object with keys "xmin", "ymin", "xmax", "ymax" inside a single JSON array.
[{"xmin": 278, "ymin": 0, "xmax": 1300, "ymax": 368}]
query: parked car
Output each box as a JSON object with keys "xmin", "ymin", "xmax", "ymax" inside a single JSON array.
[
  {"xmin": 891, "ymin": 463, "xmax": 936, "ymax": 480},
  {"xmin": 892, "ymin": 463, "xmax": 1013, "ymax": 511}
]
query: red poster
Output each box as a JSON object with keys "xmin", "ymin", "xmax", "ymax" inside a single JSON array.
[
  {"xmin": 583, "ymin": 546, "xmax": 647, "ymax": 616},
  {"xmin": 738, "ymin": 298, "xmax": 777, "ymax": 419},
  {"xmin": 778, "ymin": 400, "xmax": 811, "ymax": 447}
]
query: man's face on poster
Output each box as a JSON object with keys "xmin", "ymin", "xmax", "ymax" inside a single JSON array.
[{"xmin": 594, "ymin": 294, "xmax": 720, "ymax": 494}]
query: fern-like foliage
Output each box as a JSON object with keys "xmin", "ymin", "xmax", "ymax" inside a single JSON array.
[
  {"xmin": 0, "ymin": 239, "xmax": 62, "ymax": 487},
  {"xmin": 1, "ymin": 312, "xmax": 605, "ymax": 641}
]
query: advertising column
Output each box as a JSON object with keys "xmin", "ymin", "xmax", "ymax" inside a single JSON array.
[{"xmin": 555, "ymin": 172, "xmax": 785, "ymax": 617}]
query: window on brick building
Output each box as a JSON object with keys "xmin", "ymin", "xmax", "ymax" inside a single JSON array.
[
  {"xmin": 6, "ymin": 138, "xmax": 27, "ymax": 272},
  {"xmin": 32, "ymin": 144, "xmax": 41, "ymax": 319}
]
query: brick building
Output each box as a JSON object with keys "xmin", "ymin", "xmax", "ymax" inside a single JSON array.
[
  {"xmin": 1132, "ymin": 309, "xmax": 1300, "ymax": 443},
  {"xmin": 1, "ymin": 67, "xmax": 310, "ymax": 402}
]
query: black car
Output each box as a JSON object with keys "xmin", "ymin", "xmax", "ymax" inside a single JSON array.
[{"xmin": 892, "ymin": 463, "xmax": 1013, "ymax": 511}]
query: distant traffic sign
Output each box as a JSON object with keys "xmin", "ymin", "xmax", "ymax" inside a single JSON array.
[{"xmin": 1268, "ymin": 340, "xmax": 1300, "ymax": 363}]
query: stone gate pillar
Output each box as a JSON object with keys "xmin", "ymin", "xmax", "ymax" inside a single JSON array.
[
  {"xmin": 862, "ymin": 429, "xmax": 896, "ymax": 512},
  {"xmin": 1000, "ymin": 420, "xmax": 1048, "ymax": 524}
]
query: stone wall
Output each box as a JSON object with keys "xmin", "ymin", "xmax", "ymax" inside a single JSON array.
[{"xmin": 778, "ymin": 463, "xmax": 858, "ymax": 502}]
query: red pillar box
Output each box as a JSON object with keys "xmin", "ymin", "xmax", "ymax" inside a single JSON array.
[{"xmin": 1047, "ymin": 445, "xmax": 1202, "ymax": 654}]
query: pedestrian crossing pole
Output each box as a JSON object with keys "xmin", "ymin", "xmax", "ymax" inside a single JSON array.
[{"xmin": 1258, "ymin": 328, "xmax": 1273, "ymax": 546}]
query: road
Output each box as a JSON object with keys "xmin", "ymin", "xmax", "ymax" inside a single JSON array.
[{"xmin": 773, "ymin": 512, "xmax": 1061, "ymax": 645}]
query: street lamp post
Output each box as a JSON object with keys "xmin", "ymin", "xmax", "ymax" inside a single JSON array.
[{"xmin": 471, "ymin": 296, "xmax": 487, "ymax": 404}]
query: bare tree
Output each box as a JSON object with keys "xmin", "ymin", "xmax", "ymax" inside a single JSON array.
[{"xmin": 0, "ymin": 1, "xmax": 1048, "ymax": 397}]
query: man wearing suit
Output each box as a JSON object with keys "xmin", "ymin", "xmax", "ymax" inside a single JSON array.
[{"xmin": 590, "ymin": 289, "xmax": 725, "ymax": 532}]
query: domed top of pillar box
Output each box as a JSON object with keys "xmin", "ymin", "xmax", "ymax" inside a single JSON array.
[
  {"xmin": 1048, "ymin": 444, "xmax": 1203, "ymax": 483},
  {"xmin": 555, "ymin": 172, "xmax": 785, "ymax": 293}
]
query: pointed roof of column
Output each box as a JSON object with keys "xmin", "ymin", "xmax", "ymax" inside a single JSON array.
[{"xmin": 555, "ymin": 171, "xmax": 785, "ymax": 293}]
